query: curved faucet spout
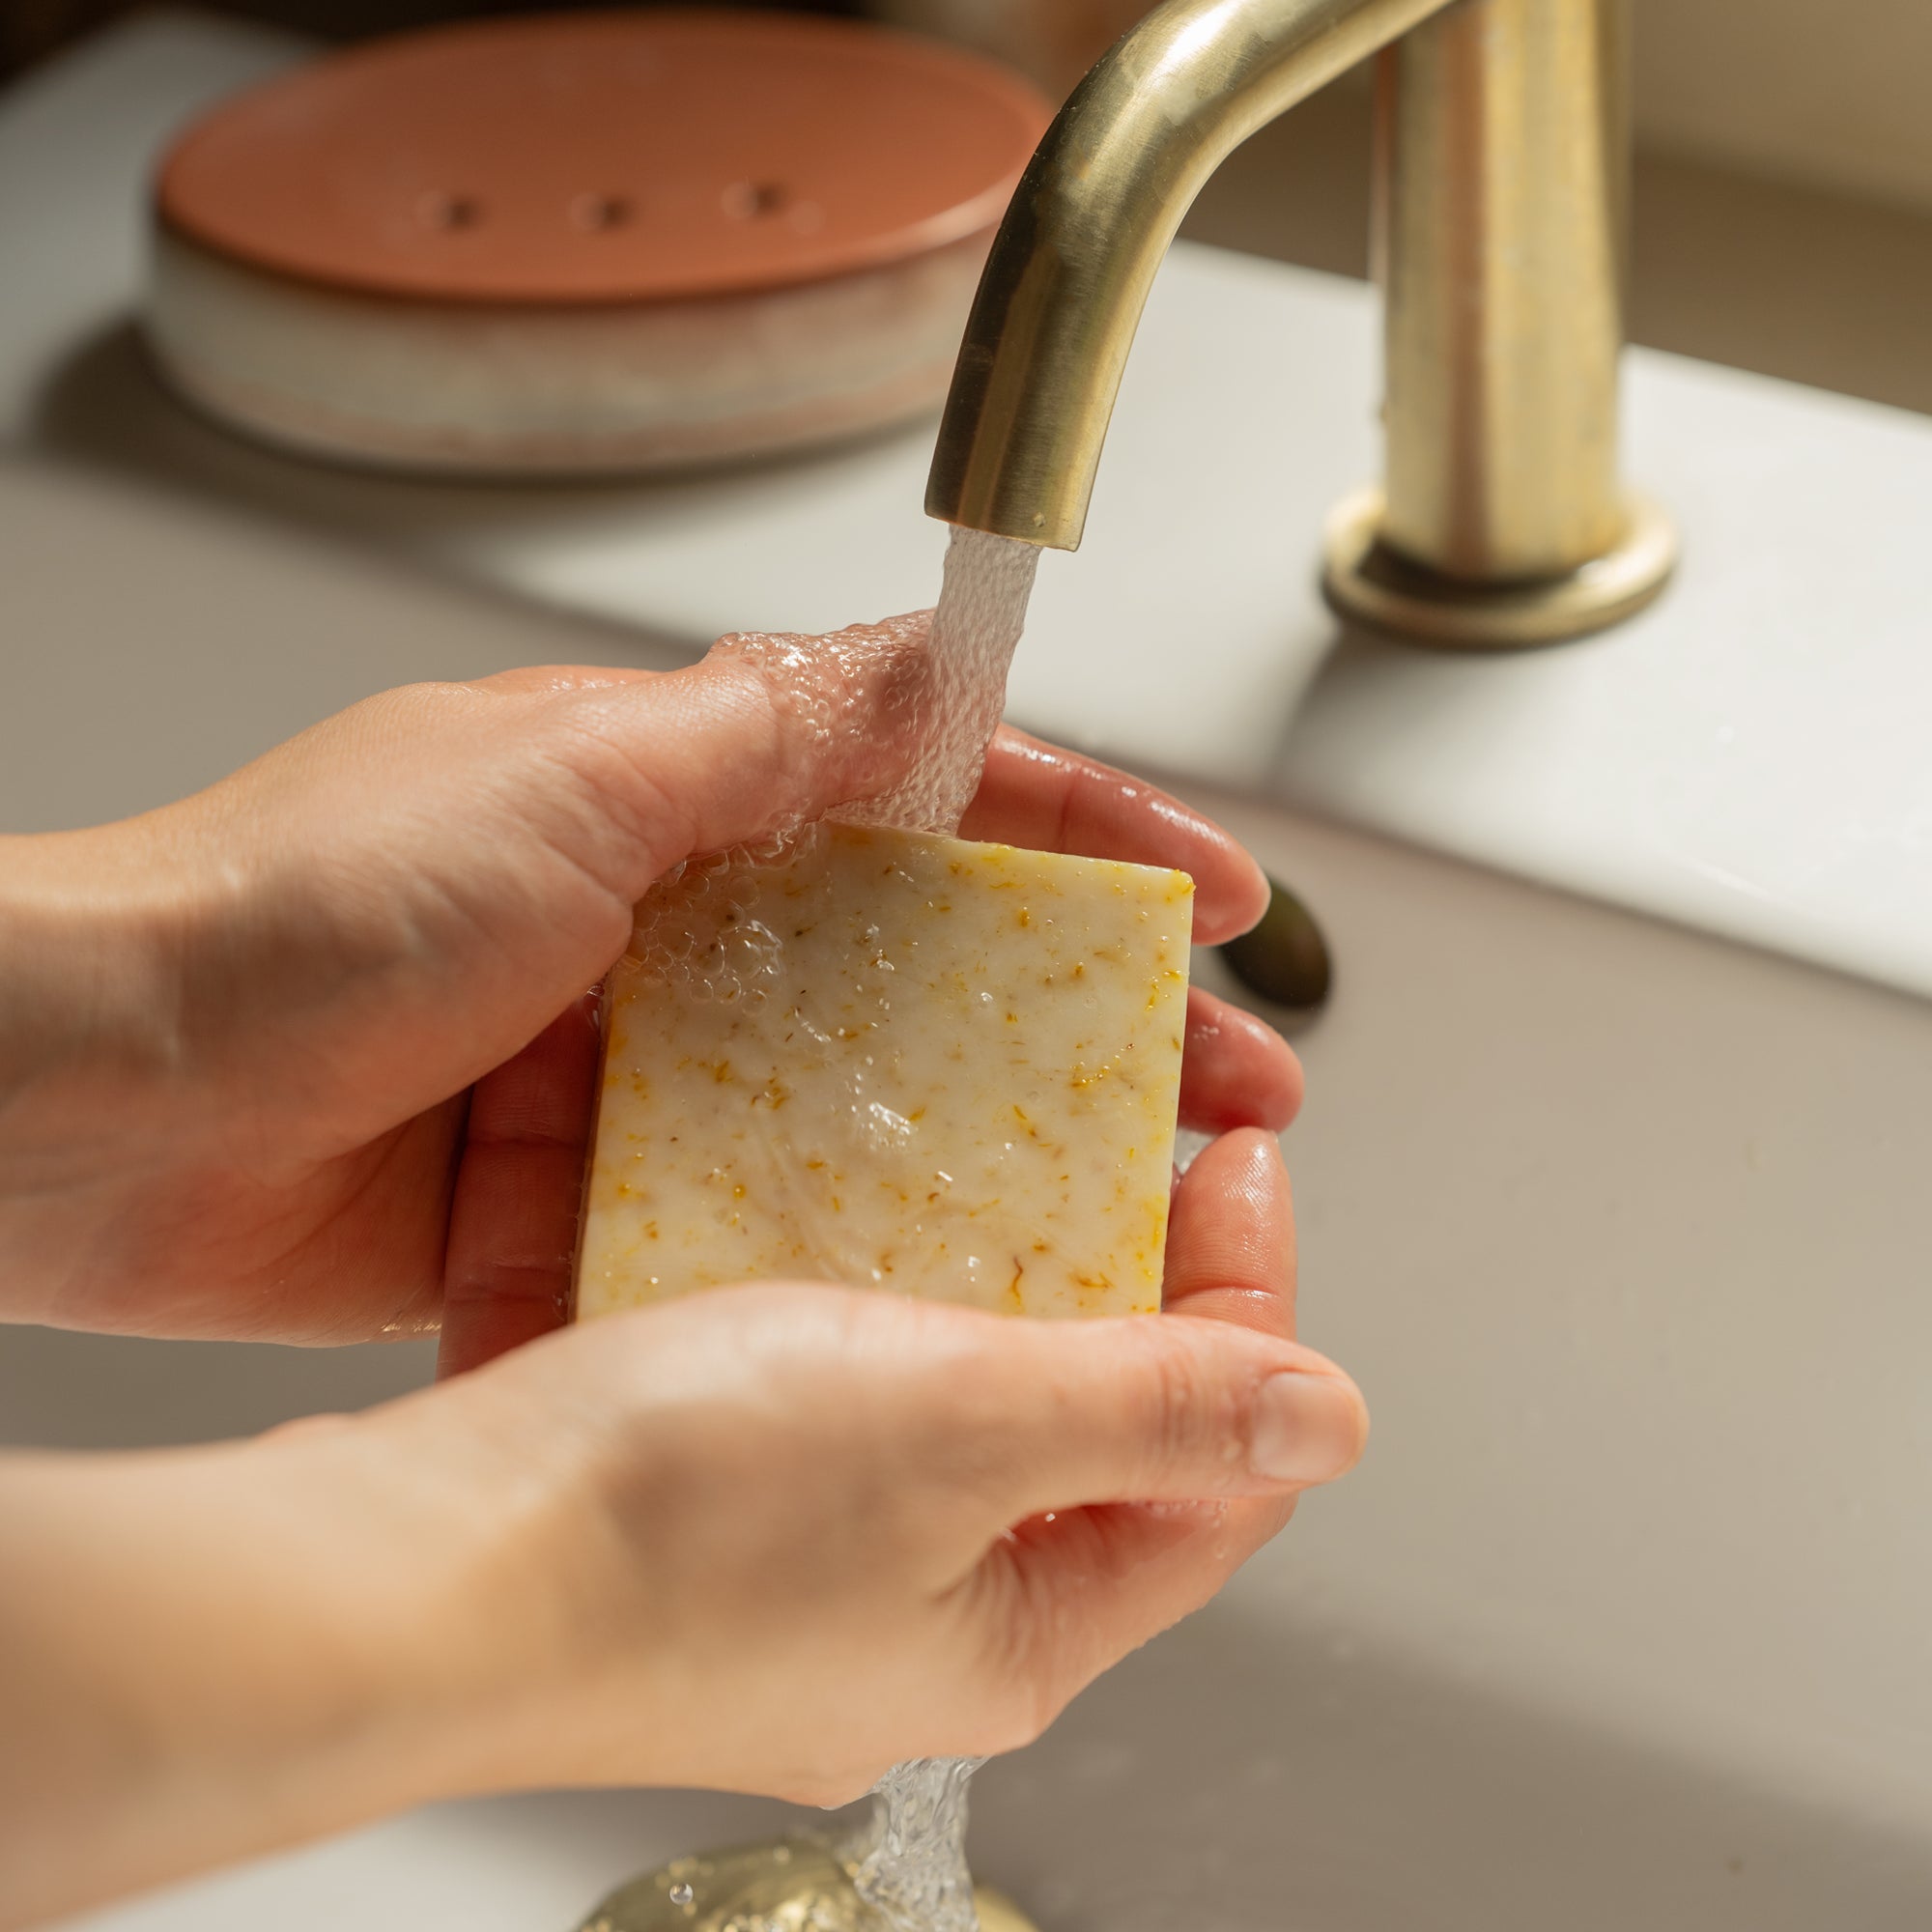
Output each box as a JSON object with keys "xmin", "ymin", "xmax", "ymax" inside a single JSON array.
[
  {"xmin": 925, "ymin": 0, "xmax": 1451, "ymax": 553},
  {"xmin": 925, "ymin": 0, "xmax": 1675, "ymax": 648}
]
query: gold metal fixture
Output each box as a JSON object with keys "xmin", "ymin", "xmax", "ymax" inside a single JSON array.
[
  {"xmin": 1217, "ymin": 872, "xmax": 1333, "ymax": 1011},
  {"xmin": 925, "ymin": 0, "xmax": 1676, "ymax": 650},
  {"xmin": 572, "ymin": 1834, "xmax": 1040, "ymax": 1932}
]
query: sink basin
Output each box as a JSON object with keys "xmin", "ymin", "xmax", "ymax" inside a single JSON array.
[
  {"xmin": 24, "ymin": 758, "xmax": 1932, "ymax": 1930},
  {"xmin": 11, "ymin": 466, "xmax": 1929, "ymax": 1920},
  {"xmin": 5, "ymin": 15, "xmax": 1932, "ymax": 1931}
]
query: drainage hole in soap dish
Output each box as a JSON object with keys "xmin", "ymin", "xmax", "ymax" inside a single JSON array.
[
  {"xmin": 722, "ymin": 180, "xmax": 787, "ymax": 219},
  {"xmin": 416, "ymin": 189, "xmax": 482, "ymax": 231},
  {"xmin": 570, "ymin": 191, "xmax": 635, "ymax": 232}
]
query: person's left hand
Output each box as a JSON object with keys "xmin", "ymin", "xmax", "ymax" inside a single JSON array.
[{"xmin": 0, "ymin": 616, "xmax": 1299, "ymax": 1348}]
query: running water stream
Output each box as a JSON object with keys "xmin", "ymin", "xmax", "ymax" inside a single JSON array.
[
  {"xmin": 843, "ymin": 1756, "xmax": 986, "ymax": 1932},
  {"xmin": 579, "ymin": 527, "xmax": 1042, "ymax": 1932},
  {"xmin": 846, "ymin": 526, "xmax": 1041, "ymax": 838},
  {"xmin": 844, "ymin": 527, "xmax": 1040, "ymax": 1932}
]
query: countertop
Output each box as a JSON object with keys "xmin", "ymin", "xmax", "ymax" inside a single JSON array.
[{"xmin": 2, "ymin": 11, "xmax": 1930, "ymax": 1013}]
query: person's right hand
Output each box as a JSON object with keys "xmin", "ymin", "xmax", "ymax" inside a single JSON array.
[
  {"xmin": 361, "ymin": 1128, "xmax": 1362, "ymax": 1805},
  {"xmin": 0, "ymin": 1129, "xmax": 1364, "ymax": 1928}
]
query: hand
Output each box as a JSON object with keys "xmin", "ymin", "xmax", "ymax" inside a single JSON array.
[
  {"xmin": 0, "ymin": 1131, "xmax": 1365, "ymax": 1927},
  {"xmin": 418, "ymin": 1133, "xmax": 1359, "ymax": 1805},
  {"xmin": 0, "ymin": 617, "xmax": 1301, "ymax": 1347}
]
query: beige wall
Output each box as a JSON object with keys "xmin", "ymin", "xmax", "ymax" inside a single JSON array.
[
  {"xmin": 1630, "ymin": 2, "xmax": 1929, "ymax": 211},
  {"xmin": 889, "ymin": 1, "xmax": 1932, "ymax": 214},
  {"xmin": 884, "ymin": 2, "xmax": 1932, "ymax": 214}
]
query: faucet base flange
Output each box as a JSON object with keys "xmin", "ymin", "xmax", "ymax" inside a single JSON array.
[
  {"xmin": 1320, "ymin": 488, "xmax": 1678, "ymax": 651},
  {"xmin": 572, "ymin": 1833, "xmax": 1042, "ymax": 1932}
]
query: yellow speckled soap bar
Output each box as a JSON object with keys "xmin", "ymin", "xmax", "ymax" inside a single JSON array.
[{"xmin": 574, "ymin": 822, "xmax": 1192, "ymax": 1320}]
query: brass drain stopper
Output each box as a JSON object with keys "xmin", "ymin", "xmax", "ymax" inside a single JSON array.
[{"xmin": 1218, "ymin": 873, "xmax": 1332, "ymax": 1012}]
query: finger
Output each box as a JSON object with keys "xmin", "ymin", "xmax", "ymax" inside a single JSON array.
[
  {"xmin": 437, "ymin": 992, "xmax": 602, "ymax": 1379},
  {"xmin": 959, "ymin": 728, "xmax": 1269, "ymax": 946},
  {"xmin": 1162, "ymin": 1128, "xmax": 1296, "ymax": 1340},
  {"xmin": 951, "ymin": 1133, "xmax": 1304, "ymax": 1692},
  {"xmin": 961, "ymin": 1121, "xmax": 1337, "ymax": 1724},
  {"xmin": 1177, "ymin": 988, "xmax": 1303, "ymax": 1135}
]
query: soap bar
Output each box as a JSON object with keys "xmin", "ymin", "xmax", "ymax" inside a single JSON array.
[{"xmin": 574, "ymin": 822, "xmax": 1192, "ymax": 1321}]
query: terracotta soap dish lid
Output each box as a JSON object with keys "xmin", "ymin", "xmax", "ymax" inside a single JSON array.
[{"xmin": 155, "ymin": 7, "xmax": 1049, "ymax": 308}]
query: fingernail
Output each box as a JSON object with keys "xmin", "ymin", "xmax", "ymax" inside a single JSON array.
[{"xmin": 1251, "ymin": 1373, "xmax": 1364, "ymax": 1486}]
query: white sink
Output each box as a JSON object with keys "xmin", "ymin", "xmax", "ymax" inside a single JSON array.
[
  {"xmin": 26, "ymin": 754, "xmax": 1932, "ymax": 1931},
  {"xmin": 5, "ymin": 15, "xmax": 1932, "ymax": 1931}
]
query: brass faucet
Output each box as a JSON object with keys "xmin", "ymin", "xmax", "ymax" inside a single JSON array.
[{"xmin": 925, "ymin": 0, "xmax": 1676, "ymax": 649}]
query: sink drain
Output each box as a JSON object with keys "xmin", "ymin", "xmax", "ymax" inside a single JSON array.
[{"xmin": 1217, "ymin": 873, "xmax": 1332, "ymax": 1012}]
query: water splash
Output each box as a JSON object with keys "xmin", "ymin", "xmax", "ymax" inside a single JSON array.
[
  {"xmin": 840, "ymin": 1757, "xmax": 985, "ymax": 1932},
  {"xmin": 842, "ymin": 527, "xmax": 1041, "ymax": 837}
]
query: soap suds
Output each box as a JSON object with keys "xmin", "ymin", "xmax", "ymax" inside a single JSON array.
[
  {"xmin": 696, "ymin": 526, "xmax": 1038, "ymax": 851},
  {"xmin": 712, "ymin": 606, "xmax": 932, "ymax": 839},
  {"xmin": 635, "ymin": 529, "xmax": 1040, "ymax": 1010}
]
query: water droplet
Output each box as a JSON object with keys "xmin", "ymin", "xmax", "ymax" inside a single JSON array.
[{"xmin": 669, "ymin": 1882, "xmax": 696, "ymax": 1907}]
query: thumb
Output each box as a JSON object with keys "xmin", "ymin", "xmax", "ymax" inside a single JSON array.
[
  {"xmin": 164, "ymin": 614, "xmax": 935, "ymax": 1145},
  {"xmin": 911, "ymin": 1312, "xmax": 1368, "ymax": 1530},
  {"xmin": 481, "ymin": 611, "xmax": 934, "ymax": 902}
]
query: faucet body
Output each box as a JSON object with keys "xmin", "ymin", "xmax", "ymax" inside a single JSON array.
[{"xmin": 925, "ymin": 0, "xmax": 1674, "ymax": 648}]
